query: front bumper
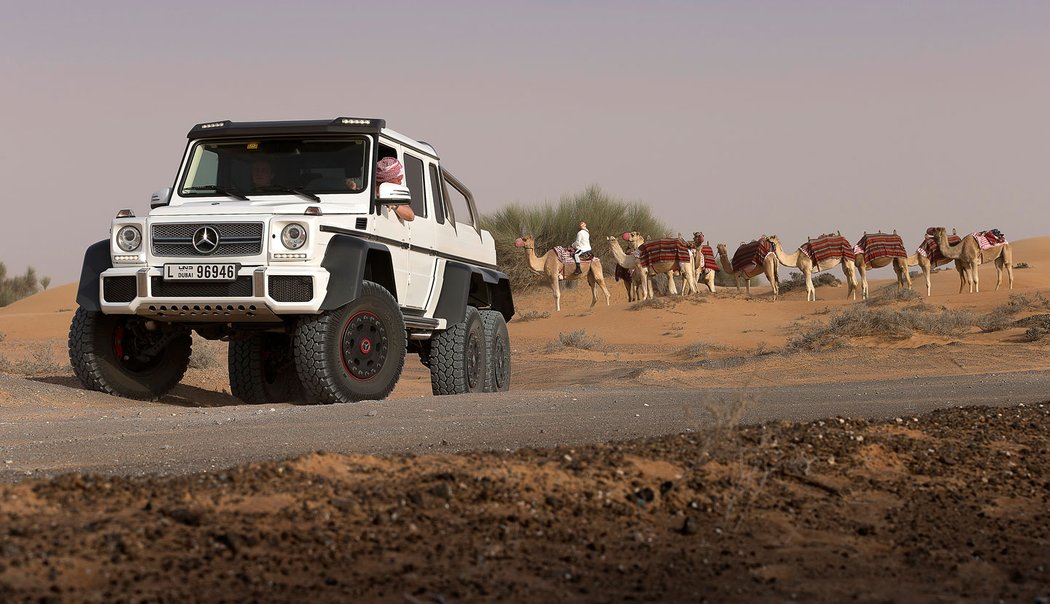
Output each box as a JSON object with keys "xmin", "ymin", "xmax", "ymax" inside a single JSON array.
[{"xmin": 98, "ymin": 265, "xmax": 331, "ymax": 321}]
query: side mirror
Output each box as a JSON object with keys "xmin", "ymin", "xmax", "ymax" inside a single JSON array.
[
  {"xmin": 377, "ymin": 182, "xmax": 410, "ymax": 206},
  {"xmin": 150, "ymin": 187, "xmax": 172, "ymax": 208}
]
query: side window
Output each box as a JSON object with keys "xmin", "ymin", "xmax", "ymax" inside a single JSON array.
[
  {"xmin": 444, "ymin": 177, "xmax": 474, "ymax": 227},
  {"xmin": 428, "ymin": 163, "xmax": 446, "ymax": 225},
  {"xmin": 403, "ymin": 153, "xmax": 426, "ymax": 218}
]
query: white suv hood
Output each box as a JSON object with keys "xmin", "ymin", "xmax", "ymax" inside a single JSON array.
[{"xmin": 153, "ymin": 198, "xmax": 367, "ymax": 216}]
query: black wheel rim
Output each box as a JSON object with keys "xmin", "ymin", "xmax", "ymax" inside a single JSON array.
[
  {"xmin": 341, "ymin": 311, "xmax": 387, "ymax": 381},
  {"xmin": 493, "ymin": 337, "xmax": 507, "ymax": 390},
  {"xmin": 466, "ymin": 331, "xmax": 481, "ymax": 390}
]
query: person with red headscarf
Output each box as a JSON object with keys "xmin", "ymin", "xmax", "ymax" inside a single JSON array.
[{"xmin": 374, "ymin": 157, "xmax": 414, "ymax": 222}]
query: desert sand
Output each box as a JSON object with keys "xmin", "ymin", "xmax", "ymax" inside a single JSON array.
[{"xmin": 0, "ymin": 237, "xmax": 1048, "ymax": 601}]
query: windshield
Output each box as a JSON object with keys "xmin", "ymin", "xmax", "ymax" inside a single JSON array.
[{"xmin": 179, "ymin": 137, "xmax": 370, "ymax": 198}]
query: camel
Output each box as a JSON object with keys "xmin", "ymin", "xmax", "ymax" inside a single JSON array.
[
  {"xmin": 900, "ymin": 229, "xmax": 965, "ymax": 296},
  {"xmin": 853, "ymin": 231, "xmax": 912, "ymax": 300},
  {"xmin": 767, "ymin": 234, "xmax": 859, "ymax": 302},
  {"xmin": 716, "ymin": 240, "xmax": 779, "ymax": 300},
  {"xmin": 625, "ymin": 232, "xmax": 699, "ymax": 296},
  {"xmin": 931, "ymin": 227, "xmax": 1014, "ymax": 294},
  {"xmin": 514, "ymin": 235, "xmax": 611, "ymax": 312},
  {"xmin": 606, "ymin": 235, "xmax": 650, "ymax": 302},
  {"xmin": 688, "ymin": 233, "xmax": 717, "ymax": 293}
]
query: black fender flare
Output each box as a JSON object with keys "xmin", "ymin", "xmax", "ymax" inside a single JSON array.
[
  {"xmin": 319, "ymin": 234, "xmax": 395, "ymax": 310},
  {"xmin": 75, "ymin": 240, "xmax": 112, "ymax": 311},
  {"xmin": 434, "ymin": 262, "xmax": 514, "ymax": 324}
]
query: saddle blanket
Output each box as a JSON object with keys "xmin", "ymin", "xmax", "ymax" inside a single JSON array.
[
  {"xmin": 917, "ymin": 234, "xmax": 962, "ymax": 267},
  {"xmin": 637, "ymin": 239, "xmax": 691, "ymax": 269},
  {"xmin": 801, "ymin": 234, "xmax": 855, "ymax": 267},
  {"xmin": 973, "ymin": 229, "xmax": 1007, "ymax": 250},
  {"xmin": 731, "ymin": 238, "xmax": 772, "ymax": 274},
  {"xmin": 855, "ymin": 232, "xmax": 907, "ymax": 265},
  {"xmin": 554, "ymin": 246, "xmax": 593, "ymax": 264},
  {"xmin": 700, "ymin": 244, "xmax": 718, "ymax": 272}
]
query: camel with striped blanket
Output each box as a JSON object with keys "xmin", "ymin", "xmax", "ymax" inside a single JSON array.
[
  {"xmin": 931, "ymin": 227, "xmax": 1014, "ymax": 294},
  {"xmin": 606, "ymin": 235, "xmax": 650, "ymax": 302},
  {"xmin": 625, "ymin": 232, "xmax": 699, "ymax": 296},
  {"xmin": 716, "ymin": 241, "xmax": 779, "ymax": 301},
  {"xmin": 688, "ymin": 233, "xmax": 717, "ymax": 293},
  {"xmin": 767, "ymin": 234, "xmax": 859, "ymax": 302},
  {"xmin": 852, "ymin": 231, "xmax": 912, "ymax": 300},
  {"xmin": 514, "ymin": 235, "xmax": 611, "ymax": 312}
]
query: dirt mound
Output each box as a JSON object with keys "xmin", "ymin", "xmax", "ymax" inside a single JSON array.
[{"xmin": 2, "ymin": 404, "xmax": 1047, "ymax": 602}]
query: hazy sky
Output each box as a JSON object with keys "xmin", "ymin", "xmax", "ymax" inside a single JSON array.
[{"xmin": 2, "ymin": 1, "xmax": 1048, "ymax": 283}]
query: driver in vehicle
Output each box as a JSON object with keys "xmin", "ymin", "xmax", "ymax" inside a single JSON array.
[{"xmin": 251, "ymin": 159, "xmax": 275, "ymax": 189}]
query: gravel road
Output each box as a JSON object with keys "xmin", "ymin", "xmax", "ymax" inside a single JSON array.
[{"xmin": 2, "ymin": 369, "xmax": 1048, "ymax": 482}]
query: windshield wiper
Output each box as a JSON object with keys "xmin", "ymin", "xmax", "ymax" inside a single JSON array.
[
  {"xmin": 183, "ymin": 185, "xmax": 250, "ymax": 201},
  {"xmin": 257, "ymin": 185, "xmax": 321, "ymax": 202}
]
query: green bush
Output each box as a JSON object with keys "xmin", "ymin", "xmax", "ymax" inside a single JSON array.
[
  {"xmin": 482, "ymin": 186, "xmax": 670, "ymax": 291},
  {"xmin": 0, "ymin": 262, "xmax": 47, "ymax": 308}
]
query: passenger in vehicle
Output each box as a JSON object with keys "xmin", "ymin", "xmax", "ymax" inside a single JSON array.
[{"xmin": 375, "ymin": 157, "xmax": 415, "ymax": 222}]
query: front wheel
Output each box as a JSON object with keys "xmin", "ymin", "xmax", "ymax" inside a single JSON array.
[
  {"xmin": 293, "ymin": 281, "xmax": 406, "ymax": 404},
  {"xmin": 430, "ymin": 306, "xmax": 487, "ymax": 395},
  {"xmin": 68, "ymin": 307, "xmax": 191, "ymax": 400},
  {"xmin": 480, "ymin": 310, "xmax": 511, "ymax": 392}
]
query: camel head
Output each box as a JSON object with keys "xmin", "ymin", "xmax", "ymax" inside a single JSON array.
[
  {"xmin": 716, "ymin": 243, "xmax": 728, "ymax": 255},
  {"xmin": 929, "ymin": 227, "xmax": 948, "ymax": 240},
  {"xmin": 625, "ymin": 231, "xmax": 645, "ymax": 247},
  {"xmin": 767, "ymin": 234, "xmax": 782, "ymax": 248},
  {"xmin": 692, "ymin": 232, "xmax": 705, "ymax": 246},
  {"xmin": 514, "ymin": 235, "xmax": 536, "ymax": 249}
]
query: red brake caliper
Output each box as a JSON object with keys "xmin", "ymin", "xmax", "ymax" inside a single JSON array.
[{"xmin": 114, "ymin": 325, "xmax": 125, "ymax": 360}]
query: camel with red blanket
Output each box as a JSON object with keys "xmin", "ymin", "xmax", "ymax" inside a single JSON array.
[
  {"xmin": 767, "ymin": 234, "xmax": 859, "ymax": 302},
  {"xmin": 514, "ymin": 235, "xmax": 611, "ymax": 312},
  {"xmin": 906, "ymin": 228, "xmax": 964, "ymax": 296},
  {"xmin": 716, "ymin": 239, "xmax": 780, "ymax": 301},
  {"xmin": 853, "ymin": 231, "xmax": 911, "ymax": 300},
  {"xmin": 624, "ymin": 232, "xmax": 699, "ymax": 296},
  {"xmin": 606, "ymin": 235, "xmax": 650, "ymax": 302},
  {"xmin": 930, "ymin": 227, "xmax": 1014, "ymax": 294}
]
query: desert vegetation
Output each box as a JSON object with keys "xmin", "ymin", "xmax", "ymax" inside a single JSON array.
[
  {"xmin": 0, "ymin": 262, "xmax": 50, "ymax": 308},
  {"xmin": 483, "ymin": 186, "xmax": 669, "ymax": 291}
]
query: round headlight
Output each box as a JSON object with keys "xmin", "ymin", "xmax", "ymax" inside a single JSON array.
[
  {"xmin": 116, "ymin": 226, "xmax": 142, "ymax": 252},
  {"xmin": 281, "ymin": 223, "xmax": 307, "ymax": 250}
]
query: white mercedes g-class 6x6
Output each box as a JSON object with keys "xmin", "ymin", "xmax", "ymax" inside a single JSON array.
[{"xmin": 69, "ymin": 117, "xmax": 514, "ymax": 404}]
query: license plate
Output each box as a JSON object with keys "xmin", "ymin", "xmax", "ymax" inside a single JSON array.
[{"xmin": 163, "ymin": 263, "xmax": 238, "ymax": 281}]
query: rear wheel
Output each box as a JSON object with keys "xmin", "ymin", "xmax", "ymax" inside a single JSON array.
[
  {"xmin": 480, "ymin": 310, "xmax": 511, "ymax": 392},
  {"xmin": 430, "ymin": 306, "xmax": 487, "ymax": 395},
  {"xmin": 68, "ymin": 307, "xmax": 191, "ymax": 400},
  {"xmin": 228, "ymin": 333, "xmax": 302, "ymax": 403},
  {"xmin": 293, "ymin": 281, "xmax": 406, "ymax": 404}
]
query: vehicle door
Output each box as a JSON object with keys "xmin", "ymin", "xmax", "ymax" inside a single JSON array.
[
  {"xmin": 401, "ymin": 151, "xmax": 438, "ymax": 309},
  {"xmin": 371, "ymin": 140, "xmax": 411, "ymax": 302}
]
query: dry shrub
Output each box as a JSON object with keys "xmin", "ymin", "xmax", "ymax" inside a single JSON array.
[
  {"xmin": 547, "ymin": 329, "xmax": 605, "ymax": 352},
  {"xmin": 1023, "ymin": 327, "xmax": 1043, "ymax": 342},
  {"xmin": 865, "ymin": 285, "xmax": 921, "ymax": 306},
  {"xmin": 514, "ymin": 310, "xmax": 550, "ymax": 322},
  {"xmin": 677, "ymin": 340, "xmax": 721, "ymax": 359},
  {"xmin": 629, "ymin": 297, "xmax": 675, "ymax": 311},
  {"xmin": 189, "ymin": 343, "xmax": 218, "ymax": 370},
  {"xmin": 778, "ymin": 272, "xmax": 841, "ymax": 294},
  {"xmin": 785, "ymin": 304, "xmax": 977, "ymax": 352},
  {"xmin": 8, "ymin": 343, "xmax": 62, "ymax": 376},
  {"xmin": 1014, "ymin": 262, "xmax": 1030, "ymax": 269},
  {"xmin": 0, "ymin": 331, "xmax": 5, "ymax": 343},
  {"xmin": 978, "ymin": 293, "xmax": 1050, "ymax": 332}
]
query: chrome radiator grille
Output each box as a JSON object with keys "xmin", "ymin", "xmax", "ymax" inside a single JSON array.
[{"xmin": 151, "ymin": 223, "xmax": 263, "ymax": 257}]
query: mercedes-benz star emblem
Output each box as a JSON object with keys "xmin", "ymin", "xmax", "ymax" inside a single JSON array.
[{"xmin": 192, "ymin": 226, "xmax": 220, "ymax": 255}]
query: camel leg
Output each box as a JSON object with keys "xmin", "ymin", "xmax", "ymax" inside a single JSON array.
[
  {"xmin": 551, "ymin": 277, "xmax": 561, "ymax": 312},
  {"xmin": 586, "ymin": 272, "xmax": 598, "ymax": 307},
  {"xmin": 705, "ymin": 270, "xmax": 716, "ymax": 293},
  {"xmin": 843, "ymin": 261, "xmax": 858, "ymax": 301},
  {"xmin": 1004, "ymin": 247, "xmax": 1014, "ymax": 290},
  {"xmin": 598, "ymin": 274, "xmax": 611, "ymax": 306},
  {"xmin": 857, "ymin": 262, "xmax": 869, "ymax": 300},
  {"xmin": 744, "ymin": 274, "xmax": 752, "ymax": 297},
  {"xmin": 665, "ymin": 270, "xmax": 679, "ymax": 295},
  {"xmin": 805, "ymin": 268, "xmax": 815, "ymax": 302},
  {"xmin": 922, "ymin": 259, "xmax": 931, "ymax": 296}
]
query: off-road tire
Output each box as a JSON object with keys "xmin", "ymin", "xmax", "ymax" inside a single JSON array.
[
  {"xmin": 480, "ymin": 310, "xmax": 511, "ymax": 392},
  {"xmin": 228, "ymin": 333, "xmax": 302, "ymax": 404},
  {"xmin": 430, "ymin": 306, "xmax": 487, "ymax": 395},
  {"xmin": 68, "ymin": 307, "xmax": 191, "ymax": 401},
  {"xmin": 293, "ymin": 281, "xmax": 406, "ymax": 404}
]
